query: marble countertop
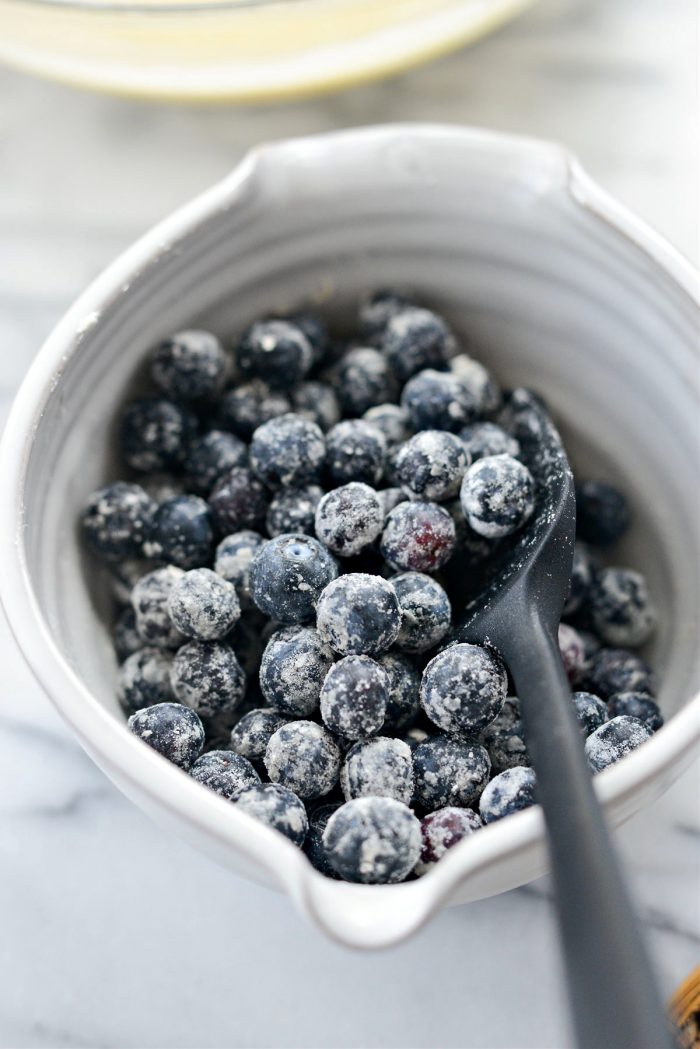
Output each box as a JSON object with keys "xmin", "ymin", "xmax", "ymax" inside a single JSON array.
[{"xmin": 1, "ymin": 1, "xmax": 698, "ymax": 1046}]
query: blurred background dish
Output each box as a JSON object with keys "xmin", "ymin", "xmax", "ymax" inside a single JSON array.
[{"xmin": 0, "ymin": 0, "xmax": 537, "ymax": 101}]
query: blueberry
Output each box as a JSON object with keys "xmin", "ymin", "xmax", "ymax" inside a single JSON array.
[
  {"xmin": 171, "ymin": 640, "xmax": 246, "ymax": 718},
  {"xmin": 131, "ymin": 566, "xmax": 185, "ymax": 649},
  {"xmin": 218, "ymin": 380, "xmax": 291, "ymax": 440},
  {"xmin": 479, "ymin": 697, "xmax": 529, "ymax": 774},
  {"xmin": 120, "ymin": 397, "xmax": 196, "ymax": 473},
  {"xmin": 214, "ymin": 530, "xmax": 265, "ymax": 610},
  {"xmin": 415, "ymin": 807, "xmax": 483, "ymax": 875},
  {"xmin": 182, "ymin": 430, "xmax": 248, "ymax": 495},
  {"xmin": 336, "ymin": 347, "xmax": 397, "ymax": 416},
  {"xmin": 190, "ymin": 750, "xmax": 260, "ymax": 801},
  {"xmin": 290, "ymin": 381, "xmax": 341, "ymax": 431},
  {"xmin": 250, "ymin": 534, "xmax": 339, "ymax": 624},
  {"xmin": 558, "ymin": 623, "xmax": 587, "ymax": 684},
  {"xmin": 250, "ymin": 414, "xmax": 326, "ymax": 489},
  {"xmin": 266, "ymin": 486, "xmax": 323, "ymax": 538},
  {"xmin": 322, "ymin": 797, "xmax": 422, "ymax": 884},
  {"xmin": 82, "ymin": 482, "xmax": 157, "ymax": 562},
  {"xmin": 113, "ymin": 606, "xmax": 142, "ymax": 661},
  {"xmin": 235, "ymin": 783, "xmax": 308, "ymax": 846},
  {"xmin": 319, "ymin": 655, "xmax": 389, "ymax": 739},
  {"xmin": 259, "ymin": 626, "xmax": 335, "ymax": 717},
  {"xmin": 380, "ymin": 501, "xmax": 457, "ymax": 573},
  {"xmin": 401, "ymin": 369, "xmax": 478, "ymax": 433},
  {"xmin": 460, "ymin": 454, "xmax": 535, "ymax": 538},
  {"xmin": 144, "ymin": 495, "xmax": 214, "ymax": 569},
  {"xmin": 413, "ymin": 735, "xmax": 491, "ymax": 811},
  {"xmin": 358, "ymin": 289, "xmax": 415, "ymax": 344},
  {"xmin": 479, "ymin": 767, "xmax": 537, "ymax": 823},
  {"xmin": 421, "ymin": 643, "xmax": 506, "ymax": 734},
  {"xmin": 607, "ymin": 692, "xmax": 663, "ymax": 733},
  {"xmin": 316, "ymin": 573, "xmax": 401, "ymax": 656},
  {"xmin": 563, "ymin": 542, "xmax": 596, "ymax": 618},
  {"xmin": 449, "ymin": 355, "xmax": 501, "ymax": 415},
  {"xmin": 208, "ymin": 467, "xmax": 269, "ymax": 534},
  {"xmin": 304, "ymin": 802, "xmax": 342, "ymax": 877},
  {"xmin": 236, "ymin": 320, "xmax": 313, "ymax": 387},
  {"xmin": 378, "ymin": 487, "xmax": 409, "ymax": 518},
  {"xmin": 576, "ymin": 480, "xmax": 630, "ymax": 547},
  {"xmin": 229, "ymin": 707, "xmax": 290, "ymax": 767},
  {"xmin": 151, "ymin": 330, "xmax": 226, "ymax": 402},
  {"xmin": 585, "ymin": 715, "xmax": 653, "ymax": 773},
  {"xmin": 395, "ymin": 431, "xmax": 468, "ymax": 502},
  {"xmin": 585, "ymin": 647, "xmax": 656, "ymax": 700},
  {"xmin": 588, "ymin": 567, "xmax": 656, "ymax": 647},
  {"xmin": 572, "ymin": 691, "xmax": 608, "ymax": 736},
  {"xmin": 168, "ymin": 568, "xmax": 241, "ymax": 641},
  {"xmin": 117, "ymin": 647, "xmax": 174, "ymax": 714},
  {"xmin": 128, "ymin": 702, "xmax": 205, "ymax": 769},
  {"xmin": 265, "ymin": 721, "xmax": 341, "ymax": 799},
  {"xmin": 459, "ymin": 422, "xmax": 520, "ymax": 462},
  {"xmin": 363, "ymin": 403, "xmax": 412, "ymax": 447},
  {"xmin": 340, "ymin": 737, "xmax": 414, "ymax": 804},
  {"xmin": 325, "ymin": 419, "xmax": 386, "ymax": 486},
  {"xmin": 392, "ymin": 572, "xmax": 452, "ymax": 654},
  {"xmin": 382, "ymin": 308, "xmax": 453, "ymax": 381},
  {"xmin": 314, "ymin": 482, "xmax": 384, "ymax": 557},
  {"xmin": 376, "ymin": 652, "xmax": 421, "ymax": 731}
]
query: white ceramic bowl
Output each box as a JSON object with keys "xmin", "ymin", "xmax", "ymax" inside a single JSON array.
[{"xmin": 1, "ymin": 125, "xmax": 698, "ymax": 949}]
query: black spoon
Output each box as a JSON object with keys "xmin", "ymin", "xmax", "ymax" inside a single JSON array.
[{"xmin": 456, "ymin": 388, "xmax": 672, "ymax": 1049}]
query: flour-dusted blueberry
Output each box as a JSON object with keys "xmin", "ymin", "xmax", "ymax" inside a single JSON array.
[
  {"xmin": 316, "ymin": 573, "xmax": 401, "ymax": 656},
  {"xmin": 459, "ymin": 422, "xmax": 520, "ymax": 462},
  {"xmin": 479, "ymin": 697, "xmax": 529, "ymax": 774},
  {"xmin": 558, "ymin": 623, "xmax": 587, "ymax": 684},
  {"xmin": 218, "ymin": 380, "xmax": 291, "ymax": 440},
  {"xmin": 190, "ymin": 749, "xmax": 260, "ymax": 801},
  {"xmin": 377, "ymin": 652, "xmax": 421, "ymax": 731},
  {"xmin": 563, "ymin": 542, "xmax": 596, "ymax": 618},
  {"xmin": 479, "ymin": 767, "xmax": 537, "ymax": 823},
  {"xmin": 171, "ymin": 640, "xmax": 246, "ymax": 718},
  {"xmin": 304, "ymin": 802, "xmax": 342, "ymax": 877},
  {"xmin": 413, "ymin": 735, "xmax": 491, "ymax": 811},
  {"xmin": 260, "ymin": 626, "xmax": 335, "ymax": 717},
  {"xmin": 336, "ymin": 347, "xmax": 397, "ymax": 416},
  {"xmin": 82, "ymin": 482, "xmax": 157, "ymax": 562},
  {"xmin": 363, "ymin": 403, "xmax": 412, "ymax": 448},
  {"xmin": 323, "ymin": 797, "xmax": 421, "ymax": 884},
  {"xmin": 449, "ymin": 354, "xmax": 501, "ymax": 415},
  {"xmin": 358, "ymin": 289, "xmax": 415, "ymax": 343},
  {"xmin": 576, "ymin": 480, "xmax": 630, "ymax": 547},
  {"xmin": 131, "ymin": 566, "xmax": 185, "ymax": 649},
  {"xmin": 265, "ymin": 721, "xmax": 341, "ymax": 799},
  {"xmin": 314, "ymin": 482, "xmax": 383, "ymax": 557},
  {"xmin": 250, "ymin": 534, "xmax": 339, "ymax": 624},
  {"xmin": 214, "ymin": 530, "xmax": 265, "ymax": 610},
  {"xmin": 392, "ymin": 572, "xmax": 452, "ymax": 654},
  {"xmin": 250, "ymin": 413, "xmax": 326, "ymax": 489},
  {"xmin": 319, "ymin": 655, "xmax": 389, "ymax": 739},
  {"xmin": 235, "ymin": 783, "xmax": 308, "ymax": 846},
  {"xmin": 325, "ymin": 419, "xmax": 387, "ymax": 487},
  {"xmin": 585, "ymin": 715, "xmax": 653, "ymax": 773},
  {"xmin": 382, "ymin": 307, "xmax": 454, "ymax": 382},
  {"xmin": 208, "ymin": 466, "xmax": 269, "ymax": 534},
  {"xmin": 117, "ymin": 647, "xmax": 174, "ymax": 714},
  {"xmin": 113, "ymin": 606, "xmax": 142, "ymax": 660},
  {"xmin": 229, "ymin": 707, "xmax": 290, "ymax": 766},
  {"xmin": 290, "ymin": 380, "xmax": 341, "ymax": 432},
  {"xmin": 585, "ymin": 647, "xmax": 655, "ymax": 699},
  {"xmin": 128, "ymin": 702, "xmax": 205, "ymax": 769},
  {"xmin": 120, "ymin": 397, "xmax": 197, "ymax": 473},
  {"xmin": 236, "ymin": 319, "xmax": 314, "ymax": 387},
  {"xmin": 572, "ymin": 691, "xmax": 608, "ymax": 736},
  {"xmin": 401, "ymin": 369, "xmax": 478, "ymax": 433},
  {"xmin": 421, "ymin": 642, "xmax": 507, "ymax": 734},
  {"xmin": 378, "ymin": 487, "xmax": 408, "ymax": 518},
  {"xmin": 380, "ymin": 500, "xmax": 457, "ymax": 573},
  {"xmin": 182, "ymin": 430, "xmax": 248, "ymax": 496},
  {"xmin": 151, "ymin": 330, "xmax": 227, "ymax": 402},
  {"xmin": 460, "ymin": 454, "xmax": 535, "ymax": 538},
  {"xmin": 415, "ymin": 807, "xmax": 483, "ymax": 875},
  {"xmin": 588, "ymin": 567, "xmax": 657, "ymax": 647},
  {"xmin": 395, "ymin": 431, "xmax": 468, "ymax": 503},
  {"xmin": 144, "ymin": 495, "xmax": 214, "ymax": 569},
  {"xmin": 340, "ymin": 737, "xmax": 414, "ymax": 804},
  {"xmin": 266, "ymin": 486, "xmax": 323, "ymax": 538},
  {"xmin": 168, "ymin": 568, "xmax": 241, "ymax": 641},
  {"xmin": 607, "ymin": 692, "xmax": 663, "ymax": 733}
]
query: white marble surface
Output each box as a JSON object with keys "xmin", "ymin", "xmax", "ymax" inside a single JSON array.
[{"xmin": 1, "ymin": 1, "xmax": 698, "ymax": 1046}]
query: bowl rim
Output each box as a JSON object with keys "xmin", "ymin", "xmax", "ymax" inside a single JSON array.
[{"xmin": 1, "ymin": 123, "xmax": 698, "ymax": 948}]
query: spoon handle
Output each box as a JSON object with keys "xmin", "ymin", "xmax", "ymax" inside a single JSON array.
[{"xmin": 506, "ymin": 610, "xmax": 673, "ymax": 1049}]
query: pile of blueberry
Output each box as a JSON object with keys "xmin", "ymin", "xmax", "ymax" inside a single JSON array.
[{"xmin": 82, "ymin": 292, "xmax": 662, "ymax": 885}]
